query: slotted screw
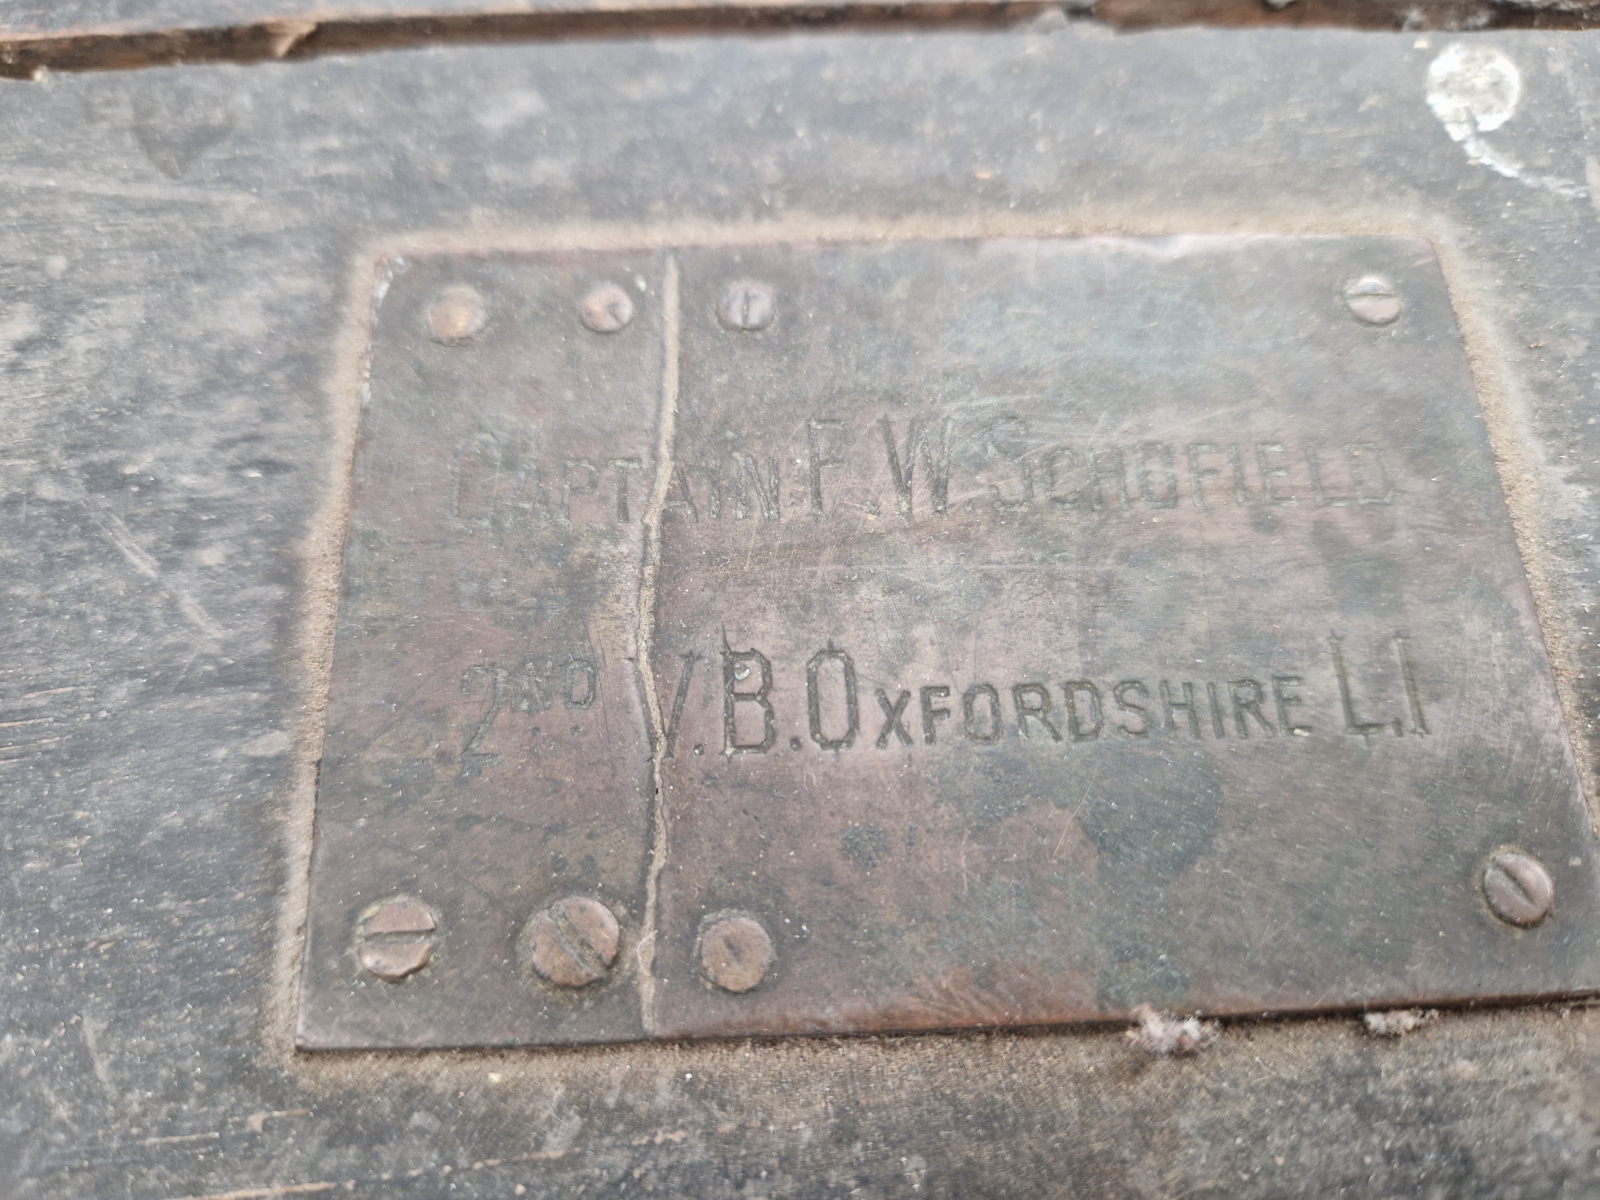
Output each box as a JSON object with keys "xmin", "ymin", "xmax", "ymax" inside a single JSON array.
[
  {"xmin": 1483, "ymin": 851, "xmax": 1553, "ymax": 927},
  {"xmin": 525, "ymin": 895, "xmax": 621, "ymax": 987},
  {"xmin": 715, "ymin": 281, "xmax": 775, "ymax": 332},
  {"xmin": 699, "ymin": 914, "xmax": 775, "ymax": 993}
]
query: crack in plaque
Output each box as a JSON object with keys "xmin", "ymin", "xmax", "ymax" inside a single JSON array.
[{"xmin": 634, "ymin": 253, "xmax": 681, "ymax": 1034}]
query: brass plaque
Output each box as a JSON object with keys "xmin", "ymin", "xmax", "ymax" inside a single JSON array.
[{"xmin": 298, "ymin": 237, "xmax": 1600, "ymax": 1050}]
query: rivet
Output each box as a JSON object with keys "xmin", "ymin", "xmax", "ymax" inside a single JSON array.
[
  {"xmin": 525, "ymin": 895, "xmax": 621, "ymax": 987},
  {"xmin": 1483, "ymin": 851, "xmax": 1553, "ymax": 926},
  {"xmin": 1343, "ymin": 275, "xmax": 1401, "ymax": 326},
  {"xmin": 715, "ymin": 281, "xmax": 775, "ymax": 332},
  {"xmin": 427, "ymin": 285, "xmax": 488, "ymax": 344},
  {"xmin": 699, "ymin": 915, "xmax": 774, "ymax": 993},
  {"xmin": 579, "ymin": 283, "xmax": 635, "ymax": 333},
  {"xmin": 355, "ymin": 895, "xmax": 439, "ymax": 981}
]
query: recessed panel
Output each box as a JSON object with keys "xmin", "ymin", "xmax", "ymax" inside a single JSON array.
[{"xmin": 299, "ymin": 237, "xmax": 1600, "ymax": 1049}]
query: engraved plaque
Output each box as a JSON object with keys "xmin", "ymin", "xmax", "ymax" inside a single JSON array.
[
  {"xmin": 297, "ymin": 252, "xmax": 662, "ymax": 1047},
  {"xmin": 298, "ymin": 237, "xmax": 1600, "ymax": 1050}
]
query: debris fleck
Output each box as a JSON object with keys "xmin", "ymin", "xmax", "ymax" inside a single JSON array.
[
  {"xmin": 1125, "ymin": 1004, "xmax": 1219, "ymax": 1055},
  {"xmin": 1362, "ymin": 1009, "xmax": 1438, "ymax": 1038}
]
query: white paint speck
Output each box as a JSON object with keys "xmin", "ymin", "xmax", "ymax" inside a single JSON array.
[
  {"xmin": 1427, "ymin": 43, "xmax": 1521, "ymax": 138},
  {"xmin": 1426, "ymin": 43, "xmax": 1586, "ymax": 199}
]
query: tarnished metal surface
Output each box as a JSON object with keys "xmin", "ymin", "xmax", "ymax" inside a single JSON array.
[
  {"xmin": 297, "ymin": 251, "xmax": 662, "ymax": 1047},
  {"xmin": 301, "ymin": 235, "xmax": 1600, "ymax": 1049}
]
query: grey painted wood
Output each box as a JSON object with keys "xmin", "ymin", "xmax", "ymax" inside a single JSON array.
[{"xmin": 3, "ymin": 23, "xmax": 1600, "ymax": 1197}]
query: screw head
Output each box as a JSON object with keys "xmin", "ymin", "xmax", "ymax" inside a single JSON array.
[
  {"xmin": 1343, "ymin": 275, "xmax": 1402, "ymax": 326},
  {"xmin": 427, "ymin": 285, "xmax": 488, "ymax": 344},
  {"xmin": 524, "ymin": 895, "xmax": 621, "ymax": 987},
  {"xmin": 698, "ymin": 914, "xmax": 774, "ymax": 993},
  {"xmin": 579, "ymin": 283, "xmax": 635, "ymax": 333},
  {"xmin": 355, "ymin": 895, "xmax": 439, "ymax": 981},
  {"xmin": 715, "ymin": 280, "xmax": 775, "ymax": 332},
  {"xmin": 1483, "ymin": 851, "xmax": 1553, "ymax": 926}
]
